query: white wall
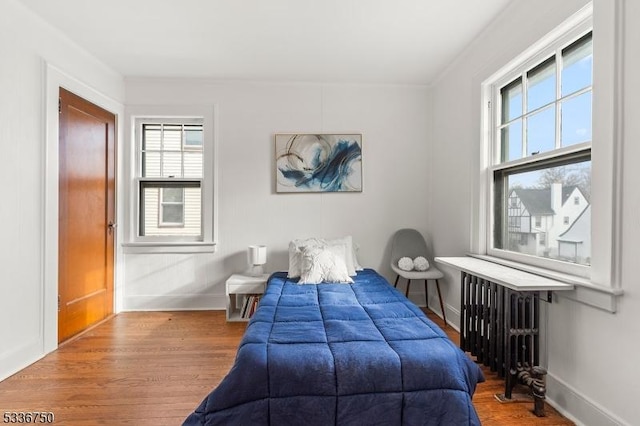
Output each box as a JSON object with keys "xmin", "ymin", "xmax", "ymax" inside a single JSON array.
[
  {"xmin": 430, "ymin": 0, "xmax": 639, "ymax": 424},
  {"xmin": 0, "ymin": 0, "xmax": 125, "ymax": 380},
  {"xmin": 122, "ymin": 79, "xmax": 432, "ymax": 311}
]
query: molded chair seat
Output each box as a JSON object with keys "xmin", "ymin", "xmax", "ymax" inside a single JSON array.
[
  {"xmin": 390, "ymin": 228, "xmax": 447, "ymax": 326},
  {"xmin": 390, "ymin": 264, "xmax": 444, "ymax": 281}
]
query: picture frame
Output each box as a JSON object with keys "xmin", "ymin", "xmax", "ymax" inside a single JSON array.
[{"xmin": 275, "ymin": 133, "xmax": 363, "ymax": 193}]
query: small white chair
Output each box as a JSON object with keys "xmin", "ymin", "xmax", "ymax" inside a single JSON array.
[{"xmin": 390, "ymin": 228, "xmax": 447, "ymax": 325}]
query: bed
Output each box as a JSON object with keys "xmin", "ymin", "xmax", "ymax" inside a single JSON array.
[{"xmin": 184, "ymin": 268, "xmax": 484, "ymax": 425}]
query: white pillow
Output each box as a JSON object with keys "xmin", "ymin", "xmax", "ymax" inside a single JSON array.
[
  {"xmin": 324, "ymin": 236, "xmax": 356, "ymax": 276},
  {"xmin": 413, "ymin": 256, "xmax": 430, "ymax": 271},
  {"xmin": 352, "ymin": 242, "xmax": 364, "ymax": 271},
  {"xmin": 287, "ymin": 236, "xmax": 357, "ymax": 277},
  {"xmin": 287, "ymin": 237, "xmax": 324, "ymax": 278},
  {"xmin": 298, "ymin": 244, "xmax": 354, "ymax": 284},
  {"xmin": 398, "ymin": 257, "xmax": 414, "ymax": 271}
]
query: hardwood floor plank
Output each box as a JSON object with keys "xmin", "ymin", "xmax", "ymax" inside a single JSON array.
[{"xmin": 0, "ymin": 310, "xmax": 573, "ymax": 425}]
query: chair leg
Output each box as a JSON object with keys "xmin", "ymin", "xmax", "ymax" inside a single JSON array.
[
  {"xmin": 435, "ymin": 279, "xmax": 447, "ymax": 326},
  {"xmin": 394, "ymin": 275, "xmax": 399, "ymax": 288},
  {"xmin": 405, "ymin": 279, "xmax": 411, "ymax": 298},
  {"xmin": 424, "ymin": 279, "xmax": 429, "ymax": 306}
]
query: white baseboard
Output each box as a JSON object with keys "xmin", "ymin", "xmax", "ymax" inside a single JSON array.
[
  {"xmin": 0, "ymin": 338, "xmax": 45, "ymax": 382},
  {"xmin": 546, "ymin": 373, "xmax": 628, "ymax": 426},
  {"xmin": 122, "ymin": 295, "xmax": 226, "ymax": 311},
  {"xmin": 443, "ymin": 303, "xmax": 461, "ymax": 333},
  {"xmin": 423, "ymin": 294, "xmax": 461, "ymax": 333}
]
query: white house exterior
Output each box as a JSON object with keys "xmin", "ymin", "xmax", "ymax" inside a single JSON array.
[
  {"xmin": 558, "ymin": 205, "xmax": 591, "ymax": 264},
  {"xmin": 507, "ymin": 182, "xmax": 590, "ymax": 263}
]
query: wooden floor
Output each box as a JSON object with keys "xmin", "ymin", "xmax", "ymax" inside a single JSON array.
[{"xmin": 0, "ymin": 311, "xmax": 573, "ymax": 425}]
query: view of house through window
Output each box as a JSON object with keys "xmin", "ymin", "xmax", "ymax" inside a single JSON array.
[
  {"xmin": 492, "ymin": 31, "xmax": 592, "ymax": 267},
  {"xmin": 138, "ymin": 121, "xmax": 204, "ymax": 239},
  {"xmin": 495, "ymin": 155, "xmax": 591, "ymax": 265}
]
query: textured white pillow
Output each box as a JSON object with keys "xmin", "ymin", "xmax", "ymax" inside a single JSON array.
[
  {"xmin": 413, "ymin": 256, "xmax": 430, "ymax": 271},
  {"xmin": 298, "ymin": 244, "xmax": 354, "ymax": 284},
  {"xmin": 324, "ymin": 236, "xmax": 357, "ymax": 276},
  {"xmin": 352, "ymin": 242, "xmax": 364, "ymax": 271},
  {"xmin": 398, "ymin": 257, "xmax": 414, "ymax": 271},
  {"xmin": 288, "ymin": 236, "xmax": 357, "ymax": 277},
  {"xmin": 287, "ymin": 238, "xmax": 324, "ymax": 278}
]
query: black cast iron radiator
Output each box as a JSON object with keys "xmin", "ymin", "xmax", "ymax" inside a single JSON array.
[{"xmin": 460, "ymin": 272, "xmax": 547, "ymax": 417}]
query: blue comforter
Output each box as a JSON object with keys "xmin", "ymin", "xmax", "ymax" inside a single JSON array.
[{"xmin": 184, "ymin": 269, "xmax": 484, "ymax": 425}]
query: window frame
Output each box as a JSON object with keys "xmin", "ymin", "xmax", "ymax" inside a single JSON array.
[
  {"xmin": 124, "ymin": 105, "xmax": 217, "ymax": 253},
  {"xmin": 486, "ymin": 22, "xmax": 593, "ymax": 278}
]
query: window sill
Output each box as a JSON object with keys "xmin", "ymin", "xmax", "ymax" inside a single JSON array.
[
  {"xmin": 122, "ymin": 241, "xmax": 217, "ymax": 254},
  {"xmin": 468, "ymin": 254, "xmax": 623, "ymax": 313}
]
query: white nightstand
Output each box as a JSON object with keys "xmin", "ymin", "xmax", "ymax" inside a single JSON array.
[{"xmin": 226, "ymin": 273, "xmax": 269, "ymax": 322}]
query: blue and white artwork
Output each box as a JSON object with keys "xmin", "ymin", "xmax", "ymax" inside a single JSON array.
[{"xmin": 275, "ymin": 134, "xmax": 362, "ymax": 193}]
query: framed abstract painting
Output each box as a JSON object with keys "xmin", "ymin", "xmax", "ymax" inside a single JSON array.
[{"xmin": 275, "ymin": 134, "xmax": 363, "ymax": 193}]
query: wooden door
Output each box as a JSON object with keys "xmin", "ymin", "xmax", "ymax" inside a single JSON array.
[{"xmin": 58, "ymin": 88, "xmax": 116, "ymax": 343}]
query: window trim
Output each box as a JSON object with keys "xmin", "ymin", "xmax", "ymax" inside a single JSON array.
[
  {"xmin": 477, "ymin": 2, "xmax": 624, "ymax": 310},
  {"xmin": 123, "ymin": 105, "xmax": 217, "ymax": 254}
]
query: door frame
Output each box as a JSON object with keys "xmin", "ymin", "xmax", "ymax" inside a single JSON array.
[{"xmin": 43, "ymin": 62, "xmax": 124, "ymax": 353}]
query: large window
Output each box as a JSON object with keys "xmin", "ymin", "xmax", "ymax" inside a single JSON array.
[
  {"xmin": 136, "ymin": 119, "xmax": 204, "ymax": 241},
  {"xmin": 488, "ymin": 29, "xmax": 592, "ymax": 274}
]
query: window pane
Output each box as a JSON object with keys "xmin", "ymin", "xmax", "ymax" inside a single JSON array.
[
  {"xmin": 185, "ymin": 126, "xmax": 203, "ymax": 147},
  {"xmin": 162, "ymin": 187, "xmax": 183, "ymax": 202},
  {"xmin": 141, "ymin": 186, "xmax": 160, "ymax": 234},
  {"xmin": 500, "ymin": 119, "xmax": 522, "ymax": 162},
  {"xmin": 140, "ymin": 182, "xmax": 201, "ymax": 237},
  {"xmin": 184, "ymin": 187, "xmax": 202, "ymax": 233},
  {"xmin": 162, "ymin": 152, "xmax": 182, "ymax": 177},
  {"xmin": 501, "ymin": 78, "xmax": 522, "ymax": 123},
  {"xmin": 527, "ymin": 57, "xmax": 556, "ymax": 112},
  {"xmin": 183, "ymin": 152, "xmax": 203, "ymax": 178},
  {"xmin": 526, "ymin": 106, "xmax": 555, "ymax": 155},
  {"xmin": 142, "ymin": 152, "xmax": 161, "ymax": 177},
  {"xmin": 494, "ymin": 156, "xmax": 591, "ymax": 266},
  {"xmin": 163, "ymin": 125, "xmax": 182, "ymax": 151},
  {"xmin": 561, "ymin": 91, "xmax": 592, "ymax": 147},
  {"xmin": 162, "ymin": 204, "xmax": 183, "ymax": 224},
  {"xmin": 143, "ymin": 125, "xmax": 162, "ymax": 150},
  {"xmin": 562, "ymin": 33, "xmax": 592, "ymax": 97}
]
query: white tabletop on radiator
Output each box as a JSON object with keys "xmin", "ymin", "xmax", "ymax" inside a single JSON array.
[{"xmin": 434, "ymin": 256, "xmax": 574, "ymax": 292}]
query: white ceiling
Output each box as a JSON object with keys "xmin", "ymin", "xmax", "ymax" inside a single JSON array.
[{"xmin": 18, "ymin": 0, "xmax": 511, "ymax": 85}]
